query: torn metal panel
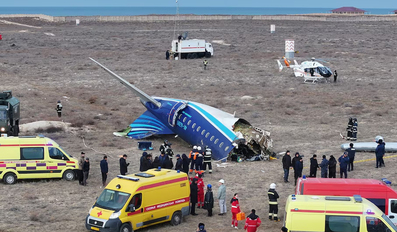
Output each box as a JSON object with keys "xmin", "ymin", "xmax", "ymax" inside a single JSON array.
[{"xmin": 232, "ymin": 119, "xmax": 273, "ymax": 160}]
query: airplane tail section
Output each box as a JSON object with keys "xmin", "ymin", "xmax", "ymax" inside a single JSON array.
[
  {"xmin": 113, "ymin": 111, "xmax": 174, "ymax": 139},
  {"xmin": 277, "ymin": 60, "xmax": 283, "ymax": 72},
  {"xmin": 89, "ymin": 58, "xmax": 161, "ymax": 108}
]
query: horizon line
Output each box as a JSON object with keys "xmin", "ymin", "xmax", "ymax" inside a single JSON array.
[{"xmin": 0, "ymin": 6, "xmax": 395, "ymax": 9}]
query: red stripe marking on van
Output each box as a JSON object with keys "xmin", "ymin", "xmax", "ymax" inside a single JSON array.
[
  {"xmin": 126, "ymin": 196, "xmax": 189, "ymax": 216},
  {"xmin": 127, "ymin": 210, "xmax": 141, "ymax": 216},
  {"xmin": 327, "ymin": 210, "xmax": 362, "ymax": 215},
  {"xmin": 145, "ymin": 197, "xmax": 190, "ymax": 212},
  {"xmin": 67, "ymin": 161, "xmax": 75, "ymax": 163},
  {"xmin": 181, "ymin": 47, "xmax": 205, "ymax": 49},
  {"xmin": 46, "ymin": 166, "xmax": 57, "ymax": 170},
  {"xmin": 0, "ymin": 164, "xmax": 6, "ymax": 167},
  {"xmin": 291, "ymin": 209, "xmax": 362, "ymax": 215},
  {"xmin": 136, "ymin": 177, "xmax": 188, "ymax": 191}
]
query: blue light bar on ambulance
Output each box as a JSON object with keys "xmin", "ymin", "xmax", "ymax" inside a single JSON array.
[
  {"xmin": 325, "ymin": 196, "xmax": 351, "ymax": 201},
  {"xmin": 117, "ymin": 175, "xmax": 139, "ymax": 181},
  {"xmin": 353, "ymin": 195, "xmax": 362, "ymax": 203},
  {"xmin": 381, "ymin": 178, "xmax": 392, "ymax": 186}
]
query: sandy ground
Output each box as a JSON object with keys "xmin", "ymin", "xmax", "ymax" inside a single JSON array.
[{"xmin": 1, "ymin": 17, "xmax": 397, "ymax": 232}]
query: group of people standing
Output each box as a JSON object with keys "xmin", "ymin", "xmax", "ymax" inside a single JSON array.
[
  {"xmin": 137, "ymin": 142, "xmax": 214, "ymax": 175},
  {"xmin": 137, "ymin": 140, "xmax": 177, "ymax": 172},
  {"xmin": 346, "ymin": 117, "xmax": 358, "ymax": 141},
  {"xmin": 282, "ymin": 137, "xmax": 387, "ymax": 183},
  {"xmin": 190, "ymin": 177, "xmax": 262, "ymax": 231},
  {"xmin": 77, "ymin": 152, "xmax": 90, "ymax": 186},
  {"xmin": 77, "ymin": 151, "xmax": 123, "ymax": 187},
  {"xmin": 76, "ymin": 142, "xmax": 214, "ymax": 187},
  {"xmin": 190, "ymin": 175, "xmax": 223, "ymax": 217},
  {"xmin": 282, "ymin": 151, "xmax": 304, "ymax": 185},
  {"xmin": 189, "ymin": 145, "xmax": 213, "ymax": 174},
  {"xmin": 282, "ymin": 147, "xmax": 358, "ymax": 185}
]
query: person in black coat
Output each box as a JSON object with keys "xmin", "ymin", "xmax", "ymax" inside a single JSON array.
[
  {"xmin": 204, "ymin": 184, "xmax": 214, "ymax": 216},
  {"xmin": 282, "ymin": 150, "xmax": 292, "ymax": 183},
  {"xmin": 119, "ymin": 154, "xmax": 130, "ymax": 175},
  {"xmin": 83, "ymin": 157, "xmax": 90, "ymax": 186},
  {"xmin": 100, "ymin": 155, "xmax": 108, "ymax": 187},
  {"xmin": 139, "ymin": 152, "xmax": 148, "ymax": 172},
  {"xmin": 182, "ymin": 154, "xmax": 189, "ymax": 174},
  {"xmin": 338, "ymin": 152, "xmax": 350, "ymax": 178},
  {"xmin": 152, "ymin": 156, "xmax": 161, "ymax": 169},
  {"xmin": 190, "ymin": 178, "xmax": 198, "ymax": 215},
  {"xmin": 319, "ymin": 155, "xmax": 329, "ymax": 178},
  {"xmin": 345, "ymin": 143, "xmax": 356, "ymax": 171},
  {"xmin": 346, "ymin": 117, "xmax": 353, "ymax": 140},
  {"xmin": 309, "ymin": 154, "xmax": 319, "ymax": 177},
  {"xmin": 291, "ymin": 152, "xmax": 301, "ymax": 170},
  {"xmin": 164, "ymin": 157, "xmax": 174, "ymax": 169},
  {"xmin": 142, "ymin": 154, "xmax": 152, "ymax": 171},
  {"xmin": 291, "ymin": 152, "xmax": 301, "ymax": 184},
  {"xmin": 375, "ymin": 139, "xmax": 386, "ymax": 168},
  {"xmin": 159, "ymin": 152, "xmax": 169, "ymax": 168},
  {"xmin": 175, "ymin": 154, "xmax": 183, "ymax": 171},
  {"xmin": 351, "ymin": 118, "xmax": 358, "ymax": 141},
  {"xmin": 294, "ymin": 157, "xmax": 303, "ymax": 186},
  {"xmin": 328, "ymin": 155, "xmax": 337, "ymax": 178}
]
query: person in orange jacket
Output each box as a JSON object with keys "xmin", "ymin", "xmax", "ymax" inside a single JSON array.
[
  {"xmin": 189, "ymin": 146, "xmax": 197, "ymax": 173},
  {"xmin": 196, "ymin": 173, "xmax": 205, "ymax": 208},
  {"xmin": 230, "ymin": 193, "xmax": 241, "ymax": 229},
  {"xmin": 244, "ymin": 209, "xmax": 261, "ymax": 232}
]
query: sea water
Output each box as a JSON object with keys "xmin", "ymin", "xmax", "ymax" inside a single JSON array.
[{"xmin": 0, "ymin": 7, "xmax": 395, "ymax": 16}]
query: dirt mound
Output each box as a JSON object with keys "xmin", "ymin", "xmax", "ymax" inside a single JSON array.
[{"xmin": 20, "ymin": 121, "xmax": 70, "ymax": 133}]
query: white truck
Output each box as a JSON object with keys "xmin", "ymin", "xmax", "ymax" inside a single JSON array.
[{"xmin": 171, "ymin": 39, "xmax": 213, "ymax": 59}]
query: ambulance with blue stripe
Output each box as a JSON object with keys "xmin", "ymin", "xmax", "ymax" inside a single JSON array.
[
  {"xmin": 86, "ymin": 169, "xmax": 190, "ymax": 232},
  {"xmin": 0, "ymin": 135, "xmax": 79, "ymax": 184}
]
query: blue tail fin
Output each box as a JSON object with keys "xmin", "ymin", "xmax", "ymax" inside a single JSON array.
[{"xmin": 126, "ymin": 111, "xmax": 174, "ymax": 139}]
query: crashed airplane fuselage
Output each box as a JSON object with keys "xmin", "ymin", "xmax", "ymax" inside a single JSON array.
[{"xmin": 90, "ymin": 58, "xmax": 272, "ymax": 161}]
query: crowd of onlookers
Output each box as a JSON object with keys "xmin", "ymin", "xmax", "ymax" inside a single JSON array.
[{"xmin": 282, "ymin": 137, "xmax": 387, "ymax": 185}]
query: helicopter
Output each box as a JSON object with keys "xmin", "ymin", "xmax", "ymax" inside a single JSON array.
[{"xmin": 277, "ymin": 57, "xmax": 336, "ymax": 83}]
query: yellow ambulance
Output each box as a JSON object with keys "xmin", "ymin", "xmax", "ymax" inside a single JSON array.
[
  {"xmin": 284, "ymin": 195, "xmax": 397, "ymax": 232},
  {"xmin": 0, "ymin": 135, "xmax": 79, "ymax": 184},
  {"xmin": 85, "ymin": 168, "xmax": 190, "ymax": 232}
]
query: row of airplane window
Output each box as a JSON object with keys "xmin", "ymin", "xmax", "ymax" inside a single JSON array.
[{"xmin": 179, "ymin": 114, "xmax": 230, "ymax": 152}]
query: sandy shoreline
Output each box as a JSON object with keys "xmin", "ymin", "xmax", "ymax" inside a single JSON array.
[{"xmin": 0, "ymin": 13, "xmax": 397, "ymax": 23}]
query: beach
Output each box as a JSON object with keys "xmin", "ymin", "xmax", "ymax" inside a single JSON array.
[{"xmin": 0, "ymin": 16, "xmax": 397, "ymax": 231}]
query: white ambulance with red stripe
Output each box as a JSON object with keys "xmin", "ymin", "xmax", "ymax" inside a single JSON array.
[
  {"xmin": 86, "ymin": 168, "xmax": 190, "ymax": 232},
  {"xmin": 284, "ymin": 195, "xmax": 397, "ymax": 232},
  {"xmin": 0, "ymin": 135, "xmax": 79, "ymax": 184},
  {"xmin": 171, "ymin": 39, "xmax": 213, "ymax": 59}
]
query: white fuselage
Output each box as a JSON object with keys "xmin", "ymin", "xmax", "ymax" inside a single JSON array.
[{"xmin": 293, "ymin": 61, "xmax": 326, "ymax": 78}]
